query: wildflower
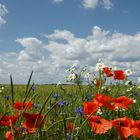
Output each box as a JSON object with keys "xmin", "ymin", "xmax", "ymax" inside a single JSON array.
[
  {"xmin": 112, "ymin": 117, "xmax": 134, "ymax": 138},
  {"xmin": 88, "ymin": 115, "xmax": 112, "ymax": 134},
  {"xmin": 103, "ymin": 67, "xmax": 113, "ymax": 77},
  {"xmin": 131, "ymin": 120, "xmax": 140, "ymax": 138},
  {"xmin": 13, "ymin": 101, "xmax": 33, "ymax": 110},
  {"xmin": 84, "ymin": 101, "xmax": 99, "ymax": 115},
  {"xmin": 0, "ymin": 89, "xmax": 2, "ymax": 93},
  {"xmin": 125, "ymin": 80, "xmax": 132, "ymax": 86},
  {"xmin": 114, "ymin": 70, "xmax": 125, "ymax": 80},
  {"xmin": 5, "ymin": 131, "xmax": 14, "ymax": 140},
  {"xmin": 22, "ymin": 112, "xmax": 45, "ymax": 128},
  {"xmin": 66, "ymin": 64, "xmax": 77, "ymax": 73},
  {"xmin": 58, "ymin": 100, "xmax": 67, "ymax": 107},
  {"xmin": 125, "ymin": 69, "xmax": 133, "ymax": 76},
  {"xmin": 96, "ymin": 62, "xmax": 105, "ymax": 70},
  {"xmin": 66, "ymin": 122, "xmax": 75, "ymax": 133},
  {"xmin": 84, "ymin": 72, "xmax": 90, "ymax": 79},
  {"xmin": 20, "ymin": 123, "xmax": 36, "ymax": 134},
  {"xmin": 0, "ymin": 114, "xmax": 19, "ymax": 128},
  {"xmin": 4, "ymin": 95, "xmax": 11, "ymax": 100},
  {"xmin": 31, "ymin": 85, "xmax": 35, "ymax": 91},
  {"xmin": 53, "ymin": 93, "xmax": 60, "ymax": 99},
  {"xmin": 111, "ymin": 96, "xmax": 133, "ymax": 110},
  {"xmin": 75, "ymin": 107, "xmax": 83, "ymax": 116},
  {"xmin": 96, "ymin": 107, "xmax": 103, "ymax": 115},
  {"xmin": 1, "ymin": 86, "xmax": 4, "ymax": 90},
  {"xmin": 92, "ymin": 79, "xmax": 106, "ymax": 87},
  {"xmin": 133, "ymin": 99, "xmax": 136, "ymax": 103},
  {"xmin": 126, "ymin": 87, "xmax": 133, "ymax": 92},
  {"xmin": 68, "ymin": 73, "xmax": 76, "ymax": 81},
  {"xmin": 93, "ymin": 94, "xmax": 114, "ymax": 110}
]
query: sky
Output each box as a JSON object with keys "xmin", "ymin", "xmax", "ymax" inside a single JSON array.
[{"xmin": 0, "ymin": 0, "xmax": 140, "ymax": 84}]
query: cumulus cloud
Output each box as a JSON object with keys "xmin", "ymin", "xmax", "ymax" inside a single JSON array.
[
  {"xmin": 16, "ymin": 37, "xmax": 45, "ymax": 61},
  {"xmin": 82, "ymin": 0, "xmax": 113, "ymax": 10},
  {"xmin": 0, "ymin": 26, "xmax": 140, "ymax": 83},
  {"xmin": 0, "ymin": 3, "xmax": 8, "ymax": 27}
]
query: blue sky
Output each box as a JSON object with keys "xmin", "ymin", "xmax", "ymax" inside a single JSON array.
[{"xmin": 0, "ymin": 0, "xmax": 140, "ymax": 83}]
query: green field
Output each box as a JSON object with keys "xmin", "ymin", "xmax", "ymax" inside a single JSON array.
[{"xmin": 1, "ymin": 80, "xmax": 140, "ymax": 140}]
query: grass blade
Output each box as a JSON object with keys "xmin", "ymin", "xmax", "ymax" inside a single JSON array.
[
  {"xmin": 10, "ymin": 75, "xmax": 14, "ymax": 105},
  {"xmin": 24, "ymin": 71, "xmax": 33, "ymax": 95}
]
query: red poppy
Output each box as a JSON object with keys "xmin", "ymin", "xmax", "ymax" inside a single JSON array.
[
  {"xmin": 131, "ymin": 120, "xmax": 140, "ymax": 138},
  {"xmin": 103, "ymin": 67, "xmax": 113, "ymax": 77},
  {"xmin": 23, "ymin": 112, "xmax": 45, "ymax": 129},
  {"xmin": 13, "ymin": 101, "xmax": 33, "ymax": 110},
  {"xmin": 84, "ymin": 101, "xmax": 99, "ymax": 115},
  {"xmin": 111, "ymin": 96, "xmax": 133, "ymax": 110},
  {"xmin": 89, "ymin": 115, "xmax": 112, "ymax": 134},
  {"xmin": 5, "ymin": 131, "xmax": 14, "ymax": 140},
  {"xmin": 19, "ymin": 123, "xmax": 37, "ymax": 134},
  {"xmin": 66, "ymin": 122, "xmax": 75, "ymax": 132},
  {"xmin": 93, "ymin": 94, "xmax": 114, "ymax": 110},
  {"xmin": 92, "ymin": 79, "xmax": 106, "ymax": 87},
  {"xmin": 0, "ymin": 114, "xmax": 19, "ymax": 128},
  {"xmin": 114, "ymin": 70, "xmax": 125, "ymax": 80},
  {"xmin": 112, "ymin": 117, "xmax": 134, "ymax": 138}
]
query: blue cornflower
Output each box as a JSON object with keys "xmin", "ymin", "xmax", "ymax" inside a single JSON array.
[
  {"xmin": 4, "ymin": 95, "xmax": 11, "ymax": 100},
  {"xmin": 31, "ymin": 85, "xmax": 35, "ymax": 91},
  {"xmin": 58, "ymin": 100, "xmax": 67, "ymax": 107},
  {"xmin": 80, "ymin": 77, "xmax": 85, "ymax": 81},
  {"xmin": 53, "ymin": 93, "xmax": 60, "ymax": 99},
  {"xmin": 75, "ymin": 107, "xmax": 83, "ymax": 116},
  {"xmin": 19, "ymin": 126, "xmax": 27, "ymax": 132}
]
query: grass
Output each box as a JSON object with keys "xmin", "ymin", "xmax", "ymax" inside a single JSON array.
[{"xmin": 0, "ymin": 82, "xmax": 140, "ymax": 140}]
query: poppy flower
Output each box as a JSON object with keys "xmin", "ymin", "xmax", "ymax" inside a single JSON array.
[
  {"xmin": 131, "ymin": 120, "xmax": 140, "ymax": 138},
  {"xmin": 114, "ymin": 70, "xmax": 125, "ymax": 80},
  {"xmin": 13, "ymin": 101, "xmax": 33, "ymax": 110},
  {"xmin": 23, "ymin": 112, "xmax": 45, "ymax": 128},
  {"xmin": 112, "ymin": 117, "xmax": 134, "ymax": 138},
  {"xmin": 93, "ymin": 94, "xmax": 114, "ymax": 110},
  {"xmin": 20, "ymin": 124, "xmax": 37, "ymax": 134},
  {"xmin": 5, "ymin": 131, "xmax": 14, "ymax": 140},
  {"xmin": 84, "ymin": 101, "xmax": 99, "ymax": 115},
  {"xmin": 66, "ymin": 122, "xmax": 75, "ymax": 132},
  {"xmin": 0, "ymin": 114, "xmax": 19, "ymax": 128},
  {"xmin": 89, "ymin": 115, "xmax": 112, "ymax": 134},
  {"xmin": 92, "ymin": 79, "xmax": 106, "ymax": 87},
  {"xmin": 111, "ymin": 96, "xmax": 133, "ymax": 110},
  {"xmin": 103, "ymin": 67, "xmax": 113, "ymax": 77}
]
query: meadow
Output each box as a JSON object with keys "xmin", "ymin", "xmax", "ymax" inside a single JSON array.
[{"xmin": 0, "ymin": 63, "xmax": 140, "ymax": 140}]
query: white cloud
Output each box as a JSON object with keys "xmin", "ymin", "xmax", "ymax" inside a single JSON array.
[
  {"xmin": 0, "ymin": 26, "xmax": 140, "ymax": 84},
  {"xmin": 82, "ymin": 0, "xmax": 99, "ymax": 9},
  {"xmin": 0, "ymin": 3, "xmax": 8, "ymax": 27},
  {"xmin": 102, "ymin": 0, "xmax": 113, "ymax": 10},
  {"xmin": 52, "ymin": 0, "xmax": 64, "ymax": 4},
  {"xmin": 16, "ymin": 37, "xmax": 45, "ymax": 61},
  {"xmin": 82, "ymin": 0, "xmax": 113, "ymax": 10}
]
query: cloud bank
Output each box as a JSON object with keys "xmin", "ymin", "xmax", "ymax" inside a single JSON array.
[{"xmin": 0, "ymin": 26, "xmax": 140, "ymax": 84}]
